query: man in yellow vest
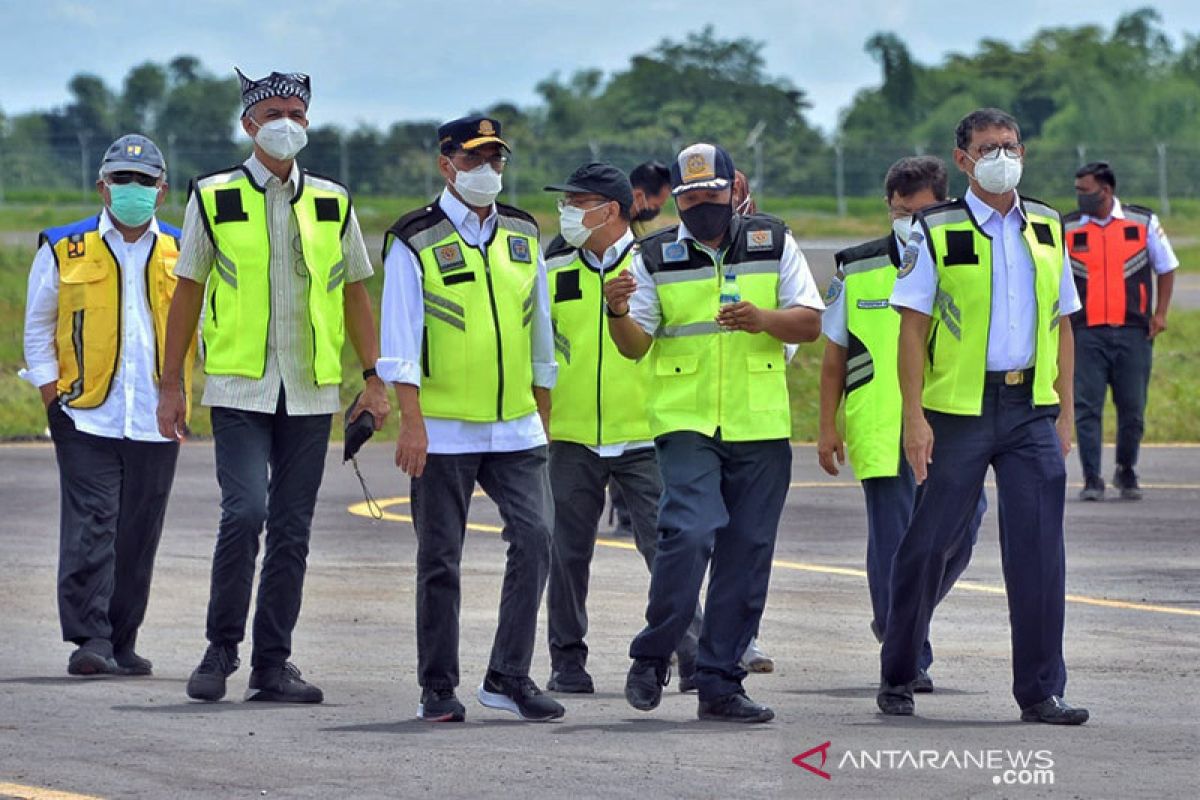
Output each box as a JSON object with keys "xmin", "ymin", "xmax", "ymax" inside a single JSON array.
[
  {"xmin": 377, "ymin": 115, "xmax": 564, "ymax": 723},
  {"xmin": 156, "ymin": 69, "xmax": 389, "ymax": 704},
  {"xmin": 818, "ymin": 156, "xmax": 985, "ymax": 693},
  {"xmin": 628, "ymin": 161, "xmax": 672, "ymax": 240},
  {"xmin": 540, "ymin": 162, "xmax": 702, "ymax": 694},
  {"xmin": 606, "ymin": 143, "xmax": 823, "ymax": 722},
  {"xmin": 21, "ymin": 134, "xmax": 192, "ymax": 677},
  {"xmin": 878, "ymin": 109, "xmax": 1089, "ymax": 724}
]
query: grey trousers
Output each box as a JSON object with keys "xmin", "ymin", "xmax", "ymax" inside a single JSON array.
[
  {"xmin": 411, "ymin": 446, "xmax": 552, "ymax": 690},
  {"xmin": 547, "ymin": 441, "xmax": 701, "ymax": 672}
]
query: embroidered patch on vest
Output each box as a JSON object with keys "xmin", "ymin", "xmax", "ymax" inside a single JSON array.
[
  {"xmin": 823, "ymin": 276, "xmax": 843, "ymax": 304},
  {"xmin": 434, "ymin": 242, "xmax": 466, "ymax": 272},
  {"xmin": 213, "ymin": 188, "xmax": 249, "ymax": 224},
  {"xmin": 661, "ymin": 241, "xmax": 689, "ymax": 263},
  {"xmin": 897, "ymin": 230, "xmax": 923, "ymax": 278},
  {"xmin": 856, "ymin": 299, "xmax": 891, "ymax": 309},
  {"xmin": 66, "ymin": 233, "xmax": 86, "ymax": 258},
  {"xmin": 746, "ymin": 229, "xmax": 774, "ymax": 251},
  {"xmin": 509, "ymin": 236, "xmax": 532, "ymax": 263},
  {"xmin": 314, "ymin": 197, "xmax": 341, "ymax": 222}
]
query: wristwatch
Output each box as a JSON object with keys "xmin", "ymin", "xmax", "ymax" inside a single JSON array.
[
  {"xmin": 362, "ymin": 367, "xmax": 378, "ymax": 381},
  {"xmin": 605, "ymin": 303, "xmax": 630, "ymax": 318}
]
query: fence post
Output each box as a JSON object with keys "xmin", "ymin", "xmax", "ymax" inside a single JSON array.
[
  {"xmin": 834, "ymin": 142, "xmax": 846, "ymax": 218},
  {"xmin": 78, "ymin": 132, "xmax": 90, "ymax": 200},
  {"xmin": 339, "ymin": 132, "xmax": 350, "ymax": 186},
  {"xmin": 1076, "ymin": 144, "xmax": 1087, "ymax": 167},
  {"xmin": 1156, "ymin": 142, "xmax": 1170, "ymax": 217}
]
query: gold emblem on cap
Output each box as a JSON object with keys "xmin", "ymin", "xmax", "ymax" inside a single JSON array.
[
  {"xmin": 479, "ymin": 119, "xmax": 496, "ymax": 136},
  {"xmin": 684, "ymin": 153, "xmax": 714, "ymax": 181}
]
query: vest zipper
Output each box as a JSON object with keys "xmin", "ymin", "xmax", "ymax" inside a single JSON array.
[
  {"xmin": 596, "ymin": 266, "xmax": 605, "ymax": 445},
  {"xmin": 714, "ymin": 248, "xmax": 727, "ymax": 431},
  {"xmin": 99, "ymin": 238, "xmax": 123, "ymax": 407},
  {"xmin": 144, "ymin": 239, "xmax": 161, "ymax": 381},
  {"xmin": 479, "ymin": 245, "xmax": 505, "ymax": 420}
]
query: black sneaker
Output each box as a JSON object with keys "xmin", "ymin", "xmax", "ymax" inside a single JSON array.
[
  {"xmin": 186, "ymin": 644, "xmax": 239, "ymax": 701},
  {"xmin": 245, "ymin": 662, "xmax": 323, "ymax": 703},
  {"xmin": 1113, "ymin": 466, "xmax": 1142, "ymax": 500},
  {"xmin": 477, "ymin": 671, "xmax": 565, "ymax": 721},
  {"xmin": 625, "ymin": 658, "xmax": 669, "ymax": 711},
  {"xmin": 698, "ymin": 691, "xmax": 775, "ymax": 723},
  {"xmin": 114, "ymin": 650, "xmax": 153, "ymax": 676},
  {"xmin": 67, "ymin": 639, "xmax": 117, "ymax": 676},
  {"xmin": 547, "ymin": 666, "xmax": 595, "ymax": 694},
  {"xmin": 418, "ymin": 687, "xmax": 466, "ymax": 722},
  {"xmin": 877, "ymin": 682, "xmax": 914, "ymax": 716},
  {"xmin": 912, "ymin": 668, "xmax": 934, "ymax": 693},
  {"xmin": 1079, "ymin": 474, "xmax": 1105, "ymax": 501}
]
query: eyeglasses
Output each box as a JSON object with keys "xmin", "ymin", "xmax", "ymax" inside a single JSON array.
[
  {"xmin": 972, "ymin": 142, "xmax": 1024, "ymax": 161},
  {"xmin": 106, "ymin": 171, "xmax": 159, "ymax": 187},
  {"xmin": 555, "ymin": 197, "xmax": 608, "ymax": 212},
  {"xmin": 454, "ymin": 151, "xmax": 508, "ymax": 170}
]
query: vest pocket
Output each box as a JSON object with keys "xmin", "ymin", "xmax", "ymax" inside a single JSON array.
[
  {"xmin": 746, "ymin": 355, "xmax": 788, "ymax": 412},
  {"xmin": 59, "ymin": 259, "xmax": 111, "ymax": 311},
  {"xmin": 654, "ymin": 353, "xmax": 699, "ymax": 409}
]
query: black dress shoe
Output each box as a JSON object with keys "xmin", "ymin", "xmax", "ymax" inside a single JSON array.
[
  {"xmin": 877, "ymin": 682, "xmax": 914, "ymax": 715},
  {"xmin": 1020, "ymin": 696, "xmax": 1089, "ymax": 725},
  {"xmin": 625, "ymin": 658, "xmax": 669, "ymax": 711},
  {"xmin": 698, "ymin": 691, "xmax": 774, "ymax": 723},
  {"xmin": 67, "ymin": 639, "xmax": 118, "ymax": 676},
  {"xmin": 186, "ymin": 644, "xmax": 239, "ymax": 701},
  {"xmin": 114, "ymin": 651, "xmax": 153, "ymax": 676},
  {"xmin": 245, "ymin": 662, "xmax": 323, "ymax": 703},
  {"xmin": 547, "ymin": 666, "xmax": 595, "ymax": 694},
  {"xmin": 912, "ymin": 668, "xmax": 934, "ymax": 693}
]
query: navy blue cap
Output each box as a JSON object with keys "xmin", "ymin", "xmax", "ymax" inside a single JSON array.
[
  {"xmin": 99, "ymin": 134, "xmax": 166, "ymax": 178},
  {"xmin": 438, "ymin": 115, "xmax": 509, "ymax": 152},
  {"xmin": 544, "ymin": 162, "xmax": 634, "ymax": 213},
  {"xmin": 669, "ymin": 143, "xmax": 735, "ymax": 195}
]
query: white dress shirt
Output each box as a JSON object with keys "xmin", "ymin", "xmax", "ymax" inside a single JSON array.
[
  {"xmin": 1078, "ymin": 196, "xmax": 1178, "ymax": 275},
  {"xmin": 821, "ymin": 234, "xmax": 904, "ymax": 348},
  {"xmin": 377, "ymin": 189, "xmax": 557, "ymax": 455},
  {"xmin": 890, "ymin": 189, "xmax": 1082, "ymax": 371},
  {"xmin": 21, "ymin": 210, "xmax": 172, "ymax": 442}
]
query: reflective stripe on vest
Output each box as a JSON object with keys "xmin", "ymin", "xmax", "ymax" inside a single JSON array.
[
  {"xmin": 194, "ymin": 168, "xmax": 348, "ymax": 385},
  {"xmin": 919, "ymin": 199, "xmax": 1062, "ymax": 415},
  {"xmin": 1065, "ymin": 209, "xmax": 1153, "ymax": 328},
  {"xmin": 43, "ymin": 215, "xmax": 196, "ymax": 413},
  {"xmin": 840, "ymin": 244, "xmax": 903, "ymax": 479},
  {"xmin": 547, "ymin": 245, "xmax": 652, "ymax": 446},
  {"xmin": 397, "ymin": 214, "xmax": 539, "ymax": 422}
]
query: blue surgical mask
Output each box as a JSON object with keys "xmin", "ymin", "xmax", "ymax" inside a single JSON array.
[{"xmin": 107, "ymin": 183, "xmax": 159, "ymax": 226}]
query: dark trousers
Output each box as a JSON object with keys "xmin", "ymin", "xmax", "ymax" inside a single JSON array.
[
  {"xmin": 206, "ymin": 397, "xmax": 331, "ymax": 669},
  {"xmin": 881, "ymin": 384, "xmax": 1068, "ymax": 708},
  {"xmin": 1074, "ymin": 324, "xmax": 1153, "ymax": 478},
  {"xmin": 48, "ymin": 403, "xmax": 178, "ymax": 656},
  {"xmin": 863, "ymin": 457, "xmax": 984, "ymax": 671},
  {"xmin": 547, "ymin": 442, "xmax": 701, "ymax": 672},
  {"xmin": 411, "ymin": 446, "xmax": 552, "ymax": 689},
  {"xmin": 629, "ymin": 432, "xmax": 791, "ymax": 701}
]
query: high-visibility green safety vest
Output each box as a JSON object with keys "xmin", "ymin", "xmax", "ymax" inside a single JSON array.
[
  {"xmin": 914, "ymin": 196, "xmax": 1063, "ymax": 415},
  {"xmin": 546, "ymin": 240, "xmax": 652, "ymax": 446},
  {"xmin": 832, "ymin": 235, "xmax": 903, "ymax": 479},
  {"xmin": 639, "ymin": 214, "xmax": 792, "ymax": 441},
  {"xmin": 192, "ymin": 167, "xmax": 350, "ymax": 385},
  {"xmin": 385, "ymin": 201, "xmax": 540, "ymax": 422}
]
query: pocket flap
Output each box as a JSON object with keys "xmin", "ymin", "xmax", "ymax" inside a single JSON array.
[
  {"xmin": 59, "ymin": 259, "xmax": 109, "ymax": 284},
  {"xmin": 655, "ymin": 354, "xmax": 699, "ymax": 376},
  {"xmin": 747, "ymin": 355, "xmax": 782, "ymax": 373}
]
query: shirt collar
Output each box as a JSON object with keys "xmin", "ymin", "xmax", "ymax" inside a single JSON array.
[
  {"xmin": 244, "ymin": 153, "xmax": 301, "ymax": 196},
  {"xmin": 964, "ymin": 187, "xmax": 1026, "ymax": 226},
  {"xmin": 98, "ymin": 207, "xmax": 160, "ymax": 243},
  {"xmin": 1081, "ymin": 196, "xmax": 1125, "ymax": 225},
  {"xmin": 581, "ymin": 228, "xmax": 635, "ymax": 270},
  {"xmin": 438, "ymin": 187, "xmax": 497, "ymax": 233}
]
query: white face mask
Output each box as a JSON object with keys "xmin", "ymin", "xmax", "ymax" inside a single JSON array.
[
  {"xmin": 969, "ymin": 151, "xmax": 1023, "ymax": 195},
  {"xmin": 452, "ymin": 162, "xmax": 503, "ymax": 208},
  {"xmin": 251, "ymin": 117, "xmax": 308, "ymax": 161},
  {"xmin": 891, "ymin": 216, "xmax": 913, "ymax": 244},
  {"xmin": 558, "ymin": 203, "xmax": 606, "ymax": 248}
]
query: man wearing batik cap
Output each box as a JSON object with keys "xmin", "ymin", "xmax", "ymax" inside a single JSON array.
[
  {"xmin": 157, "ymin": 68, "xmax": 389, "ymax": 703},
  {"xmin": 22, "ymin": 134, "xmax": 193, "ymax": 676},
  {"xmin": 605, "ymin": 143, "xmax": 824, "ymax": 722},
  {"xmin": 378, "ymin": 115, "xmax": 563, "ymax": 723}
]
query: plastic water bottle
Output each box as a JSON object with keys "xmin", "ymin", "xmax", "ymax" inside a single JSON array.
[{"xmin": 719, "ymin": 270, "xmax": 740, "ymax": 332}]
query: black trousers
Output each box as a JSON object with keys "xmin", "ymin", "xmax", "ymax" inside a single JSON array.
[
  {"xmin": 205, "ymin": 398, "xmax": 331, "ymax": 669},
  {"xmin": 1074, "ymin": 324, "xmax": 1154, "ymax": 478},
  {"xmin": 48, "ymin": 403, "xmax": 179, "ymax": 656},
  {"xmin": 411, "ymin": 446, "xmax": 552, "ymax": 690}
]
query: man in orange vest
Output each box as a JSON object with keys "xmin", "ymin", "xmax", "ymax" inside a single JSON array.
[{"xmin": 1065, "ymin": 162, "xmax": 1177, "ymax": 501}]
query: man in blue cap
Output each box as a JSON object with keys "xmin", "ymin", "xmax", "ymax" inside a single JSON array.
[
  {"xmin": 378, "ymin": 115, "xmax": 564, "ymax": 723},
  {"xmin": 22, "ymin": 133, "xmax": 193, "ymax": 676}
]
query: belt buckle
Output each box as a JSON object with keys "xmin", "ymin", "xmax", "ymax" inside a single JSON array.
[{"xmin": 1004, "ymin": 370, "xmax": 1024, "ymax": 386}]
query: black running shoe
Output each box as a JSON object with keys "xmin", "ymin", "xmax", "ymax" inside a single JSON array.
[
  {"xmin": 418, "ymin": 687, "xmax": 466, "ymax": 722},
  {"xmin": 547, "ymin": 666, "xmax": 595, "ymax": 694},
  {"xmin": 67, "ymin": 639, "xmax": 117, "ymax": 677},
  {"xmin": 114, "ymin": 650, "xmax": 153, "ymax": 676},
  {"xmin": 245, "ymin": 662, "xmax": 323, "ymax": 703},
  {"xmin": 477, "ymin": 671, "xmax": 565, "ymax": 721},
  {"xmin": 697, "ymin": 690, "xmax": 775, "ymax": 723},
  {"xmin": 1113, "ymin": 466, "xmax": 1142, "ymax": 500},
  {"xmin": 1079, "ymin": 474, "xmax": 1105, "ymax": 501},
  {"xmin": 186, "ymin": 644, "xmax": 239, "ymax": 701}
]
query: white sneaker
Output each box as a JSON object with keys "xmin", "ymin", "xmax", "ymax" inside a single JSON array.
[{"xmin": 740, "ymin": 638, "xmax": 774, "ymax": 673}]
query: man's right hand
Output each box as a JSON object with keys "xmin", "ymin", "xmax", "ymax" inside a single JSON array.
[
  {"xmin": 39, "ymin": 382, "xmax": 57, "ymax": 409},
  {"xmin": 157, "ymin": 384, "xmax": 187, "ymax": 441},
  {"xmin": 603, "ymin": 272, "xmax": 637, "ymax": 315},
  {"xmin": 817, "ymin": 426, "xmax": 845, "ymax": 476},
  {"xmin": 903, "ymin": 413, "xmax": 935, "ymax": 484},
  {"xmin": 395, "ymin": 414, "xmax": 429, "ymax": 478}
]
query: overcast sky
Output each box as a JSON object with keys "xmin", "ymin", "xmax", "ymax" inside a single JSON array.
[{"xmin": 4, "ymin": 0, "xmax": 1200, "ymax": 135}]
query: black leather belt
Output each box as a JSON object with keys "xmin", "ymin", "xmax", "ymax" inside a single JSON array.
[{"xmin": 984, "ymin": 368, "xmax": 1035, "ymax": 386}]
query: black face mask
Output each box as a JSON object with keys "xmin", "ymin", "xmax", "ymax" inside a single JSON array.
[
  {"xmin": 679, "ymin": 201, "xmax": 733, "ymax": 242},
  {"xmin": 633, "ymin": 206, "xmax": 661, "ymax": 223},
  {"xmin": 1077, "ymin": 190, "xmax": 1105, "ymax": 217}
]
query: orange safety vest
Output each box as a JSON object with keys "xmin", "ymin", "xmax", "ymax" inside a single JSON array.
[{"xmin": 1064, "ymin": 205, "xmax": 1153, "ymax": 329}]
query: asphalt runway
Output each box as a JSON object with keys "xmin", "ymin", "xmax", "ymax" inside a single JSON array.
[{"xmin": 1, "ymin": 438, "xmax": 1196, "ymax": 799}]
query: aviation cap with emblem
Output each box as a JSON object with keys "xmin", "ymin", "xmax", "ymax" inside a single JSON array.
[
  {"xmin": 99, "ymin": 134, "xmax": 166, "ymax": 179},
  {"xmin": 438, "ymin": 115, "xmax": 510, "ymax": 154},
  {"xmin": 669, "ymin": 143, "xmax": 735, "ymax": 196}
]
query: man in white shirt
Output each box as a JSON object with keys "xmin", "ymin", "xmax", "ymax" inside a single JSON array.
[
  {"xmin": 21, "ymin": 134, "xmax": 192, "ymax": 677},
  {"xmin": 379, "ymin": 116, "xmax": 564, "ymax": 723}
]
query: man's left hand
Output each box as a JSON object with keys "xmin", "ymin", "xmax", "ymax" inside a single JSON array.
[
  {"xmin": 1149, "ymin": 313, "xmax": 1168, "ymax": 339},
  {"xmin": 1055, "ymin": 412, "xmax": 1073, "ymax": 458},
  {"xmin": 351, "ymin": 376, "xmax": 391, "ymax": 430},
  {"xmin": 716, "ymin": 301, "xmax": 766, "ymax": 333}
]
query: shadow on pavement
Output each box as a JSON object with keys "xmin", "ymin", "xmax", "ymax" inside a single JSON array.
[{"xmin": 111, "ymin": 702, "xmax": 340, "ymax": 713}]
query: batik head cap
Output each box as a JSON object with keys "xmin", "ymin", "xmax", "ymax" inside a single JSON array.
[{"xmin": 236, "ymin": 67, "xmax": 311, "ymax": 117}]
